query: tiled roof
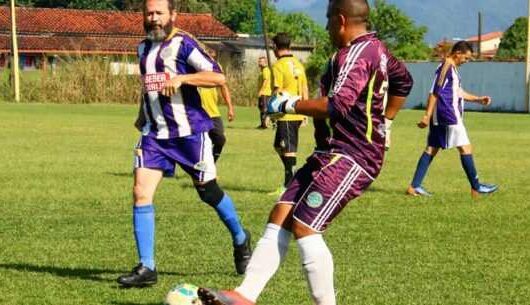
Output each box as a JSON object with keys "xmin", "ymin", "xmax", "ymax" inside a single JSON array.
[
  {"xmin": 0, "ymin": 6, "xmax": 236, "ymax": 54},
  {"xmin": 465, "ymin": 31, "xmax": 503, "ymax": 42},
  {"xmin": 0, "ymin": 33, "xmax": 142, "ymax": 54}
]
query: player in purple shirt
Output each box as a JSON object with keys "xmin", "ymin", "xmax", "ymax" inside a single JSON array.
[
  {"xmin": 117, "ymin": 0, "xmax": 251, "ymax": 288},
  {"xmin": 406, "ymin": 41, "xmax": 498, "ymax": 198},
  {"xmin": 197, "ymin": 1, "xmax": 412, "ymax": 304}
]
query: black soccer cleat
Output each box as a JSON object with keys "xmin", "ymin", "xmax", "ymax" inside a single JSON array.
[
  {"xmin": 233, "ymin": 229, "xmax": 252, "ymax": 275},
  {"xmin": 117, "ymin": 263, "xmax": 157, "ymax": 287}
]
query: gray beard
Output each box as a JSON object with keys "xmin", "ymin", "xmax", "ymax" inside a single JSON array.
[
  {"xmin": 146, "ymin": 29, "xmax": 168, "ymax": 42},
  {"xmin": 145, "ymin": 23, "xmax": 173, "ymax": 42}
]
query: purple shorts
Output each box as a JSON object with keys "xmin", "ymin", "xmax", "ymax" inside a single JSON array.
[
  {"xmin": 279, "ymin": 152, "xmax": 375, "ymax": 232},
  {"xmin": 133, "ymin": 132, "xmax": 216, "ymax": 182}
]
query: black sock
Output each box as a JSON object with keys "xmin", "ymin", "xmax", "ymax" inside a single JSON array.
[{"xmin": 281, "ymin": 156, "xmax": 296, "ymax": 187}]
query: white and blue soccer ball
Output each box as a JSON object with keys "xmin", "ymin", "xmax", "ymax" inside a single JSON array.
[{"xmin": 164, "ymin": 283, "xmax": 202, "ymax": 305}]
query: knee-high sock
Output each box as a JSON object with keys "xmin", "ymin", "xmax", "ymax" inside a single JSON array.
[
  {"xmin": 133, "ymin": 204, "xmax": 155, "ymax": 270},
  {"xmin": 281, "ymin": 156, "xmax": 296, "ymax": 187},
  {"xmin": 297, "ymin": 234, "xmax": 335, "ymax": 305},
  {"xmin": 460, "ymin": 154, "xmax": 480, "ymax": 190},
  {"xmin": 215, "ymin": 194, "xmax": 246, "ymax": 246},
  {"xmin": 411, "ymin": 152, "xmax": 434, "ymax": 188},
  {"xmin": 236, "ymin": 223, "xmax": 292, "ymax": 302}
]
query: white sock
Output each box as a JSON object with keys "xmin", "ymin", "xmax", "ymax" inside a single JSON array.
[
  {"xmin": 297, "ymin": 234, "xmax": 336, "ymax": 305},
  {"xmin": 236, "ymin": 223, "xmax": 292, "ymax": 302}
]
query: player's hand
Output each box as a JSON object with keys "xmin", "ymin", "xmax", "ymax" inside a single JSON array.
[
  {"xmin": 267, "ymin": 92, "xmax": 300, "ymax": 118},
  {"xmin": 162, "ymin": 77, "xmax": 182, "ymax": 97},
  {"xmin": 227, "ymin": 107, "xmax": 235, "ymax": 122},
  {"xmin": 478, "ymin": 96, "xmax": 492, "ymax": 106},
  {"xmin": 417, "ymin": 115, "xmax": 430, "ymax": 129}
]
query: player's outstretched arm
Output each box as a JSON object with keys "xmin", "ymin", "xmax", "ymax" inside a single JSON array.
[
  {"xmin": 267, "ymin": 93, "xmax": 329, "ymax": 119},
  {"xmin": 385, "ymin": 95, "xmax": 407, "ymax": 120},
  {"xmin": 220, "ymin": 84, "xmax": 235, "ymax": 121},
  {"xmin": 162, "ymin": 72, "xmax": 225, "ymax": 97},
  {"xmin": 418, "ymin": 94, "xmax": 437, "ymax": 128},
  {"xmin": 461, "ymin": 89, "xmax": 492, "ymax": 106}
]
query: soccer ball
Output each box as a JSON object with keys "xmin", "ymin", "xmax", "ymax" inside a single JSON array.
[{"xmin": 164, "ymin": 283, "xmax": 202, "ymax": 305}]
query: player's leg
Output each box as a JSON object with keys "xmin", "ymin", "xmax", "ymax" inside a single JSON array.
[
  {"xmin": 118, "ymin": 137, "xmax": 171, "ymax": 287},
  {"xmin": 292, "ymin": 222, "xmax": 335, "ymax": 305},
  {"xmin": 457, "ymin": 144, "xmax": 498, "ymax": 197},
  {"xmin": 282, "ymin": 121, "xmax": 301, "ymax": 188},
  {"xmin": 270, "ymin": 120, "xmax": 300, "ymax": 196},
  {"xmin": 209, "ymin": 117, "xmax": 226, "ymax": 163},
  {"xmin": 198, "ymin": 207, "xmax": 293, "ymax": 305},
  {"xmin": 257, "ymin": 96, "xmax": 268, "ymax": 129},
  {"xmin": 289, "ymin": 153, "xmax": 373, "ymax": 305},
  {"xmin": 199, "ymin": 156, "xmax": 322, "ymax": 304},
  {"xmin": 232, "ymin": 203, "xmax": 294, "ymax": 303},
  {"xmin": 177, "ymin": 132, "xmax": 251, "ymax": 274},
  {"xmin": 444, "ymin": 124, "xmax": 497, "ymax": 197},
  {"xmin": 407, "ymin": 145, "xmax": 439, "ymax": 196},
  {"xmin": 407, "ymin": 124, "xmax": 445, "ymax": 196}
]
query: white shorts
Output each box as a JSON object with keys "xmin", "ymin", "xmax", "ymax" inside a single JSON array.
[{"xmin": 428, "ymin": 124, "xmax": 470, "ymax": 149}]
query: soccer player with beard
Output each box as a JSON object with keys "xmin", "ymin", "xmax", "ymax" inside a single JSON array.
[
  {"xmin": 197, "ymin": 0, "xmax": 413, "ymax": 304},
  {"xmin": 117, "ymin": 0, "xmax": 251, "ymax": 287}
]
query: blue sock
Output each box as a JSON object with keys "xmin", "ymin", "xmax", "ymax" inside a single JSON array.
[
  {"xmin": 214, "ymin": 194, "xmax": 246, "ymax": 246},
  {"xmin": 411, "ymin": 152, "xmax": 434, "ymax": 188},
  {"xmin": 133, "ymin": 204, "xmax": 155, "ymax": 270},
  {"xmin": 460, "ymin": 154, "xmax": 480, "ymax": 190}
]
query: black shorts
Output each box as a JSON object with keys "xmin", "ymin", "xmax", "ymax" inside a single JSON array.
[
  {"xmin": 209, "ymin": 117, "xmax": 225, "ymax": 146},
  {"xmin": 258, "ymin": 95, "xmax": 269, "ymax": 112},
  {"xmin": 274, "ymin": 120, "xmax": 302, "ymax": 153}
]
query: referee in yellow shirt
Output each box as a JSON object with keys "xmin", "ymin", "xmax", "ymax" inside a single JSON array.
[
  {"xmin": 199, "ymin": 49, "xmax": 235, "ymax": 163},
  {"xmin": 269, "ymin": 32, "xmax": 309, "ymax": 195},
  {"xmin": 257, "ymin": 56, "xmax": 272, "ymax": 129}
]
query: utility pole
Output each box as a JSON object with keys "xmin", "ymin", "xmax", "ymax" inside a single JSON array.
[
  {"xmin": 526, "ymin": 0, "xmax": 530, "ymax": 113},
  {"xmin": 477, "ymin": 12, "xmax": 482, "ymax": 59},
  {"xmin": 10, "ymin": 0, "xmax": 20, "ymax": 102},
  {"xmin": 257, "ymin": 0, "xmax": 275, "ymax": 92}
]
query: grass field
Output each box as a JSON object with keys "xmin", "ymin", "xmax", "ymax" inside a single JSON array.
[{"xmin": 0, "ymin": 103, "xmax": 529, "ymax": 305}]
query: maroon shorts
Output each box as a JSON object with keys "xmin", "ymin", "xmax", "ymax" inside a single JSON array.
[{"xmin": 278, "ymin": 152, "xmax": 375, "ymax": 232}]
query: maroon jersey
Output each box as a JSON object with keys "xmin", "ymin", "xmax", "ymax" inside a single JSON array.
[{"xmin": 318, "ymin": 32, "xmax": 413, "ymax": 177}]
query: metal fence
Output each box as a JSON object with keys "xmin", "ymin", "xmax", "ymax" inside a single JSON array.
[{"xmin": 404, "ymin": 61, "xmax": 528, "ymax": 113}]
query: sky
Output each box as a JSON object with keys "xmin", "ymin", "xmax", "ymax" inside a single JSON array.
[{"xmin": 274, "ymin": 0, "xmax": 526, "ymax": 44}]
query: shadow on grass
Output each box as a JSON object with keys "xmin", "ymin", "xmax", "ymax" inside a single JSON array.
[
  {"xmin": 177, "ymin": 181, "xmax": 271, "ymax": 194},
  {"xmin": 0, "ymin": 263, "xmax": 228, "ymax": 283},
  {"xmin": 110, "ymin": 301, "xmax": 160, "ymax": 305},
  {"xmin": 108, "ymin": 172, "xmax": 133, "ymax": 178}
]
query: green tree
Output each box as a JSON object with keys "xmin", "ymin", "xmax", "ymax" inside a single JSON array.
[
  {"xmin": 496, "ymin": 17, "xmax": 527, "ymax": 60},
  {"xmin": 370, "ymin": 0, "xmax": 430, "ymax": 60}
]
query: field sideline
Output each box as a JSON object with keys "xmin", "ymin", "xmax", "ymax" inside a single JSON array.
[{"xmin": 0, "ymin": 103, "xmax": 529, "ymax": 305}]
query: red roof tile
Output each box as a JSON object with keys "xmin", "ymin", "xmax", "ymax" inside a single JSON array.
[
  {"xmin": 0, "ymin": 6, "xmax": 236, "ymax": 54},
  {"xmin": 465, "ymin": 31, "xmax": 503, "ymax": 42}
]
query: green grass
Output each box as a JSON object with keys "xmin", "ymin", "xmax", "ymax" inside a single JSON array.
[{"xmin": 0, "ymin": 103, "xmax": 529, "ymax": 305}]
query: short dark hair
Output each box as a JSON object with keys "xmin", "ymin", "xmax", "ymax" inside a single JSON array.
[
  {"xmin": 272, "ymin": 33, "xmax": 291, "ymax": 50},
  {"xmin": 329, "ymin": 0, "xmax": 369, "ymax": 24},
  {"xmin": 143, "ymin": 0, "xmax": 175, "ymax": 11},
  {"xmin": 451, "ymin": 41, "xmax": 473, "ymax": 54}
]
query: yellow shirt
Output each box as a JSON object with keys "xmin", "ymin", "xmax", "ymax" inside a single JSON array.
[
  {"xmin": 258, "ymin": 66, "xmax": 272, "ymax": 96},
  {"xmin": 199, "ymin": 87, "xmax": 221, "ymax": 118},
  {"xmin": 272, "ymin": 55, "xmax": 307, "ymax": 121}
]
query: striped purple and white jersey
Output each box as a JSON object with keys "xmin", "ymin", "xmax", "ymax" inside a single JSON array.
[
  {"xmin": 430, "ymin": 61, "xmax": 464, "ymax": 125},
  {"xmin": 318, "ymin": 32, "xmax": 413, "ymax": 177},
  {"xmin": 138, "ymin": 29, "xmax": 220, "ymax": 139}
]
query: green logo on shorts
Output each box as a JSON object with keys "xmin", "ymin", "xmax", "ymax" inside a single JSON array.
[{"xmin": 306, "ymin": 191, "xmax": 323, "ymax": 208}]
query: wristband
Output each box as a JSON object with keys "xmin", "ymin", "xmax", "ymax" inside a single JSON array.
[{"xmin": 284, "ymin": 99, "xmax": 298, "ymax": 114}]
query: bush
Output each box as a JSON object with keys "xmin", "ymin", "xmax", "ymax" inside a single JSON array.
[{"xmin": 1, "ymin": 57, "xmax": 261, "ymax": 106}]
